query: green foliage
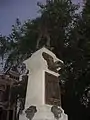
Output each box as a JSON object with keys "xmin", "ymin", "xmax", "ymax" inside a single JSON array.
[
  {"xmin": 0, "ymin": 34, "xmax": 11, "ymax": 68},
  {"xmin": 4, "ymin": 18, "xmax": 39, "ymax": 70},
  {"xmin": 38, "ymin": 0, "xmax": 79, "ymax": 55}
]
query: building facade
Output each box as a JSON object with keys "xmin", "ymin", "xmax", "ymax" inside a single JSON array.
[{"xmin": 0, "ymin": 70, "xmax": 19, "ymax": 120}]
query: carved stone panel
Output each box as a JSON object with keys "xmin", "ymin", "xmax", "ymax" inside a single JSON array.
[
  {"xmin": 25, "ymin": 106, "xmax": 37, "ymax": 120},
  {"xmin": 42, "ymin": 52, "xmax": 57, "ymax": 72},
  {"xmin": 42, "ymin": 52, "xmax": 63, "ymax": 73},
  {"xmin": 45, "ymin": 72, "xmax": 61, "ymax": 106}
]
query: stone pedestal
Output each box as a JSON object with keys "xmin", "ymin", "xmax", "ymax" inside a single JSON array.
[{"xmin": 19, "ymin": 47, "xmax": 68, "ymax": 120}]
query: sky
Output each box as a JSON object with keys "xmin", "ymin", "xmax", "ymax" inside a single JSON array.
[{"xmin": 0, "ymin": 0, "xmax": 83, "ymax": 36}]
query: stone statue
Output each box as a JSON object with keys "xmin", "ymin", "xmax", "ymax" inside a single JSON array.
[
  {"xmin": 36, "ymin": 26, "xmax": 50, "ymax": 49},
  {"xmin": 25, "ymin": 106, "xmax": 37, "ymax": 120},
  {"xmin": 51, "ymin": 105, "xmax": 62, "ymax": 120},
  {"xmin": 42, "ymin": 52, "xmax": 63, "ymax": 72}
]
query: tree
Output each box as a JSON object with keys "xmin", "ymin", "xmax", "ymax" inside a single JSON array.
[
  {"xmin": 60, "ymin": 0, "xmax": 90, "ymax": 119},
  {"xmin": 4, "ymin": 18, "xmax": 40, "ymax": 70},
  {"xmin": 0, "ymin": 35, "xmax": 11, "ymax": 69},
  {"xmin": 37, "ymin": 0, "xmax": 79, "ymax": 58}
]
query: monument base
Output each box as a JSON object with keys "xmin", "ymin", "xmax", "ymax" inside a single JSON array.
[
  {"xmin": 19, "ymin": 47, "xmax": 68, "ymax": 120},
  {"xmin": 19, "ymin": 104, "xmax": 68, "ymax": 120}
]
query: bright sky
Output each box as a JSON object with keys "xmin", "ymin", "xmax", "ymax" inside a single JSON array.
[{"xmin": 0, "ymin": 0, "xmax": 83, "ymax": 36}]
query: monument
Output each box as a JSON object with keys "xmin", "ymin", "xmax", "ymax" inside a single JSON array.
[{"xmin": 19, "ymin": 47, "xmax": 68, "ymax": 120}]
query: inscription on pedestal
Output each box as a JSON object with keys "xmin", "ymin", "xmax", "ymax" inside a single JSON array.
[{"xmin": 45, "ymin": 72, "xmax": 61, "ymax": 106}]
